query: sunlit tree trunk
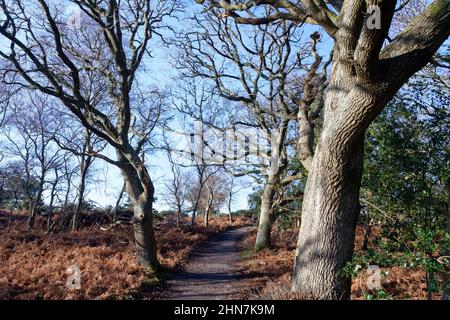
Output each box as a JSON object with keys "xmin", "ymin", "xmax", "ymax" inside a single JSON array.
[
  {"xmin": 254, "ymin": 180, "xmax": 276, "ymax": 252},
  {"xmin": 118, "ymin": 151, "xmax": 160, "ymax": 272},
  {"xmin": 293, "ymin": 133, "xmax": 364, "ymax": 299}
]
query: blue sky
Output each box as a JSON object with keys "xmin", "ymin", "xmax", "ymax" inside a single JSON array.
[
  {"xmin": 0, "ymin": 1, "xmax": 333, "ymax": 212},
  {"xmin": 2, "ymin": 1, "xmax": 448, "ymax": 212}
]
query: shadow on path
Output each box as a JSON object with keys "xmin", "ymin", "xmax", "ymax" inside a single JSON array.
[{"xmin": 163, "ymin": 226, "xmax": 253, "ymax": 300}]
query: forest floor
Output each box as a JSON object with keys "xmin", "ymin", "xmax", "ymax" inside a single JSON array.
[
  {"xmin": 0, "ymin": 210, "xmax": 250, "ymax": 300},
  {"xmin": 236, "ymin": 227, "xmax": 441, "ymax": 300},
  {"xmin": 0, "ymin": 210, "xmax": 441, "ymax": 300},
  {"xmin": 163, "ymin": 226, "xmax": 254, "ymax": 300}
]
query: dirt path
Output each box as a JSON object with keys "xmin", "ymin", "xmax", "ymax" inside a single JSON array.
[{"xmin": 164, "ymin": 226, "xmax": 253, "ymax": 300}]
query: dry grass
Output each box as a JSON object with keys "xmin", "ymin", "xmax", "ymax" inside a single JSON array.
[
  {"xmin": 237, "ymin": 226, "xmax": 436, "ymax": 300},
  {"xmin": 1, "ymin": 212, "xmax": 435, "ymax": 300},
  {"xmin": 0, "ymin": 214, "xmax": 250, "ymax": 300}
]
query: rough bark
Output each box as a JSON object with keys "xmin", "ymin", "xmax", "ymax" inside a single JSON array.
[
  {"xmin": 293, "ymin": 135, "xmax": 364, "ymax": 299},
  {"xmin": 131, "ymin": 191, "xmax": 159, "ymax": 271},
  {"xmin": 118, "ymin": 151, "xmax": 160, "ymax": 272},
  {"xmin": 254, "ymin": 181, "xmax": 276, "ymax": 252}
]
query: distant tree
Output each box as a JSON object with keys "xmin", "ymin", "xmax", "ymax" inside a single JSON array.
[
  {"xmin": 58, "ymin": 154, "xmax": 78, "ymax": 230},
  {"xmin": 0, "ymin": 0, "xmax": 178, "ymax": 271},
  {"xmin": 4, "ymin": 94, "xmax": 63, "ymax": 229},
  {"xmin": 176, "ymin": 17, "xmax": 313, "ymax": 250},
  {"xmin": 224, "ymin": 174, "xmax": 246, "ymax": 223},
  {"xmin": 53, "ymin": 117, "xmax": 105, "ymax": 231},
  {"xmin": 0, "ymin": 161, "xmax": 38, "ymax": 209},
  {"xmin": 202, "ymin": 170, "xmax": 229, "ymax": 227},
  {"xmin": 186, "ymin": 165, "xmax": 221, "ymax": 226},
  {"xmin": 164, "ymin": 159, "xmax": 190, "ymax": 228},
  {"xmin": 0, "ymin": 80, "xmax": 12, "ymax": 132}
]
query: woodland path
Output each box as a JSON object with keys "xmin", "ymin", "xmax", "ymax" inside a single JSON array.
[{"xmin": 164, "ymin": 226, "xmax": 253, "ymax": 300}]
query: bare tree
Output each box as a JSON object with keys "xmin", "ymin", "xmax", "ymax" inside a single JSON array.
[
  {"xmin": 164, "ymin": 159, "xmax": 189, "ymax": 228},
  {"xmin": 46, "ymin": 163, "xmax": 65, "ymax": 233},
  {"xmin": 4, "ymin": 94, "xmax": 63, "ymax": 229},
  {"xmin": 72, "ymin": 129, "xmax": 95, "ymax": 231},
  {"xmin": 194, "ymin": 0, "xmax": 450, "ymax": 298},
  {"xmin": 0, "ymin": 0, "xmax": 178, "ymax": 271},
  {"xmin": 59, "ymin": 154, "xmax": 78, "ymax": 230},
  {"xmin": 176, "ymin": 13, "xmax": 313, "ymax": 251},
  {"xmin": 186, "ymin": 164, "xmax": 217, "ymax": 225},
  {"xmin": 224, "ymin": 173, "xmax": 245, "ymax": 223},
  {"xmin": 54, "ymin": 120, "xmax": 104, "ymax": 231},
  {"xmin": 202, "ymin": 170, "xmax": 228, "ymax": 227},
  {"xmin": 0, "ymin": 80, "xmax": 13, "ymax": 131}
]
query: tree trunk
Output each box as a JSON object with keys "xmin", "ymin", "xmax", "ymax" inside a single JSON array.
[
  {"xmin": 60, "ymin": 174, "xmax": 72, "ymax": 230},
  {"xmin": 204, "ymin": 192, "xmax": 213, "ymax": 227},
  {"xmin": 131, "ymin": 192, "xmax": 159, "ymax": 271},
  {"xmin": 442, "ymin": 180, "xmax": 450, "ymax": 300},
  {"xmin": 362, "ymin": 209, "xmax": 371, "ymax": 251},
  {"xmin": 292, "ymin": 137, "xmax": 364, "ymax": 300},
  {"xmin": 176, "ymin": 208, "xmax": 181, "ymax": 228},
  {"xmin": 254, "ymin": 122, "xmax": 287, "ymax": 252},
  {"xmin": 204, "ymin": 209, "xmax": 209, "ymax": 227},
  {"xmin": 228, "ymin": 204, "xmax": 233, "ymax": 223},
  {"xmin": 190, "ymin": 210, "xmax": 196, "ymax": 226},
  {"xmin": 118, "ymin": 151, "xmax": 160, "ymax": 272},
  {"xmin": 446, "ymin": 180, "xmax": 450, "ymax": 233},
  {"xmin": 47, "ymin": 179, "xmax": 58, "ymax": 233},
  {"xmin": 28, "ymin": 179, "xmax": 44, "ymax": 230},
  {"xmin": 112, "ymin": 183, "xmax": 125, "ymax": 223},
  {"xmin": 254, "ymin": 182, "xmax": 276, "ymax": 252},
  {"xmin": 72, "ymin": 156, "xmax": 92, "ymax": 231}
]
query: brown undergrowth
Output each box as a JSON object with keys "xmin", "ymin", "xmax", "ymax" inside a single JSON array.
[
  {"xmin": 0, "ymin": 213, "xmax": 249, "ymax": 300},
  {"xmin": 236, "ymin": 226, "xmax": 436, "ymax": 300}
]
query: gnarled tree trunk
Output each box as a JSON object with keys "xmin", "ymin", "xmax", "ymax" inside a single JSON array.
[
  {"xmin": 254, "ymin": 181, "xmax": 276, "ymax": 252},
  {"xmin": 118, "ymin": 151, "xmax": 160, "ymax": 272},
  {"xmin": 293, "ymin": 135, "xmax": 364, "ymax": 299},
  {"xmin": 290, "ymin": 1, "xmax": 450, "ymax": 299},
  {"xmin": 130, "ymin": 191, "xmax": 158, "ymax": 270}
]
